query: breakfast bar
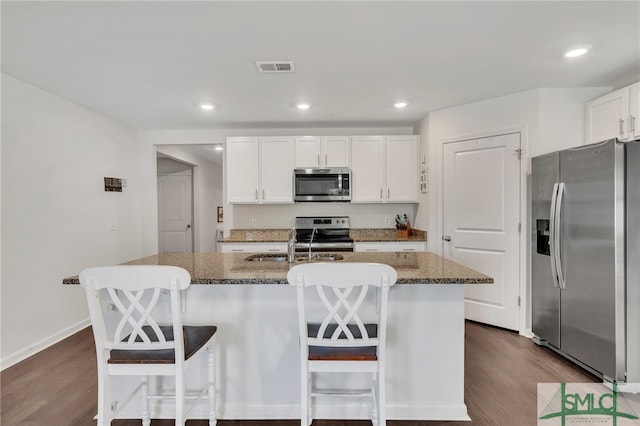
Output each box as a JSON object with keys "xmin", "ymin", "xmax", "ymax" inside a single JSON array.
[{"xmin": 64, "ymin": 251, "xmax": 492, "ymax": 421}]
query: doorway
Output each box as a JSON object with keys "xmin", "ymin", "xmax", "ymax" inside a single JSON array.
[
  {"xmin": 155, "ymin": 144, "xmax": 224, "ymax": 253},
  {"xmin": 442, "ymin": 132, "xmax": 522, "ymax": 330}
]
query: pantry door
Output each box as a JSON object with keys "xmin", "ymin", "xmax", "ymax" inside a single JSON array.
[{"xmin": 442, "ymin": 133, "xmax": 521, "ymax": 330}]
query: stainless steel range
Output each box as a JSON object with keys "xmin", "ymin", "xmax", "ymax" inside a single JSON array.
[{"xmin": 294, "ymin": 216, "xmax": 353, "ymax": 252}]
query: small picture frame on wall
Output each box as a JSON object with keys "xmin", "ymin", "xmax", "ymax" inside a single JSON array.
[{"xmin": 217, "ymin": 206, "xmax": 223, "ymax": 223}]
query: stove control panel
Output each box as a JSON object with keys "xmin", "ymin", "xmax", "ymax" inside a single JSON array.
[{"xmin": 295, "ymin": 216, "xmax": 350, "ymax": 229}]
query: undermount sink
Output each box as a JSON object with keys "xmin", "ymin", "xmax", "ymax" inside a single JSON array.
[{"xmin": 244, "ymin": 253, "xmax": 344, "ymax": 262}]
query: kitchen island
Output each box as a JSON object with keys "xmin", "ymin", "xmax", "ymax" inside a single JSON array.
[{"xmin": 65, "ymin": 251, "xmax": 492, "ymax": 421}]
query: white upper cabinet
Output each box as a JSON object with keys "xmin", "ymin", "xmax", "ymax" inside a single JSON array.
[
  {"xmin": 351, "ymin": 135, "xmax": 419, "ymax": 203},
  {"xmin": 323, "ymin": 136, "xmax": 351, "ymax": 167},
  {"xmin": 227, "ymin": 136, "xmax": 294, "ymax": 204},
  {"xmin": 261, "ymin": 137, "xmax": 295, "ymax": 203},
  {"xmin": 295, "ymin": 136, "xmax": 350, "ymax": 168},
  {"xmin": 386, "ymin": 136, "xmax": 419, "ymax": 202},
  {"xmin": 351, "ymin": 136, "xmax": 386, "ymax": 202},
  {"xmin": 586, "ymin": 82, "xmax": 640, "ymax": 143},
  {"xmin": 630, "ymin": 82, "xmax": 640, "ymax": 140},
  {"xmin": 226, "ymin": 137, "xmax": 260, "ymax": 203}
]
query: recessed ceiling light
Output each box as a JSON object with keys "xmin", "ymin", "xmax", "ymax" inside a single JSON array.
[
  {"xmin": 564, "ymin": 45, "xmax": 591, "ymax": 58},
  {"xmin": 297, "ymin": 103, "xmax": 310, "ymax": 110},
  {"xmin": 200, "ymin": 103, "xmax": 215, "ymax": 111},
  {"xmin": 394, "ymin": 101, "xmax": 408, "ymax": 108}
]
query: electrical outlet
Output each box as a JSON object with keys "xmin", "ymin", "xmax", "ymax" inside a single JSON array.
[
  {"xmin": 385, "ymin": 217, "xmax": 391, "ymax": 225},
  {"xmin": 246, "ymin": 232, "xmax": 254, "ymax": 241},
  {"xmin": 251, "ymin": 218, "xmax": 257, "ymax": 227},
  {"xmin": 109, "ymin": 220, "xmax": 117, "ymax": 231}
]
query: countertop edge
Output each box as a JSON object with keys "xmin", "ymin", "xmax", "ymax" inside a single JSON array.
[{"xmin": 63, "ymin": 278, "xmax": 493, "ymax": 285}]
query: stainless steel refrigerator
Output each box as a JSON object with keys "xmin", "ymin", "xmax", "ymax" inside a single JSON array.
[{"xmin": 531, "ymin": 138, "xmax": 639, "ymax": 383}]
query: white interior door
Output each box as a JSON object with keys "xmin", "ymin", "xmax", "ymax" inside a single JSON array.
[
  {"xmin": 158, "ymin": 172, "xmax": 193, "ymax": 253},
  {"xmin": 442, "ymin": 133, "xmax": 521, "ymax": 330}
]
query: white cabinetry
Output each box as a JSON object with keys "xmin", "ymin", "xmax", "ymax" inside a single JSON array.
[
  {"xmin": 386, "ymin": 136, "xmax": 419, "ymax": 202},
  {"xmin": 354, "ymin": 241, "xmax": 426, "ymax": 252},
  {"xmin": 351, "ymin": 136, "xmax": 418, "ymax": 203},
  {"xmin": 351, "ymin": 136, "xmax": 386, "ymax": 202},
  {"xmin": 585, "ymin": 82, "xmax": 640, "ymax": 143},
  {"xmin": 227, "ymin": 137, "xmax": 294, "ymax": 204},
  {"xmin": 631, "ymin": 82, "xmax": 640, "ymax": 140},
  {"xmin": 219, "ymin": 243, "xmax": 287, "ymax": 253},
  {"xmin": 295, "ymin": 136, "xmax": 350, "ymax": 168}
]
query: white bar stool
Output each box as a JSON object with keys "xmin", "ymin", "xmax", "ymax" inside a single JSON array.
[
  {"xmin": 80, "ymin": 265, "xmax": 218, "ymax": 426},
  {"xmin": 287, "ymin": 262, "xmax": 398, "ymax": 426}
]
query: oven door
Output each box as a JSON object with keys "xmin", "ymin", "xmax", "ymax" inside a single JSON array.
[{"xmin": 294, "ymin": 168, "xmax": 350, "ymax": 202}]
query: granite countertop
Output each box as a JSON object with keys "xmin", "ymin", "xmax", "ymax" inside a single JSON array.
[
  {"xmin": 220, "ymin": 228, "xmax": 427, "ymax": 243},
  {"xmin": 63, "ymin": 251, "xmax": 492, "ymax": 285}
]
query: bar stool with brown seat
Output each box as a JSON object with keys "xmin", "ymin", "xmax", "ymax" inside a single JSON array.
[
  {"xmin": 80, "ymin": 265, "xmax": 218, "ymax": 426},
  {"xmin": 287, "ymin": 262, "xmax": 398, "ymax": 426}
]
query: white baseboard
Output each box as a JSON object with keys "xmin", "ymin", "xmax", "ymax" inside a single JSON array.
[
  {"xmin": 520, "ymin": 327, "xmax": 534, "ymax": 338},
  {"xmin": 118, "ymin": 400, "xmax": 470, "ymax": 421},
  {"xmin": 1, "ymin": 318, "xmax": 91, "ymax": 371}
]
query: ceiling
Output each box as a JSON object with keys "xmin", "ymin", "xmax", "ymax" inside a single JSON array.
[{"xmin": 2, "ymin": 1, "xmax": 639, "ymax": 132}]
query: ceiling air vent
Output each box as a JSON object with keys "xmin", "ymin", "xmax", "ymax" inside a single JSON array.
[{"xmin": 255, "ymin": 61, "xmax": 295, "ymax": 73}]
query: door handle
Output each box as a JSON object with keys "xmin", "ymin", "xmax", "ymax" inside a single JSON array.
[
  {"xmin": 549, "ymin": 183, "xmax": 560, "ymax": 288},
  {"xmin": 554, "ymin": 183, "xmax": 566, "ymax": 290},
  {"xmin": 186, "ymin": 224, "xmax": 191, "ymax": 230},
  {"xmin": 442, "ymin": 235, "xmax": 452, "ymax": 242}
]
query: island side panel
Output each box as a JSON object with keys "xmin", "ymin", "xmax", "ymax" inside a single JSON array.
[
  {"xmin": 107, "ymin": 283, "xmax": 468, "ymax": 421},
  {"xmin": 385, "ymin": 284, "xmax": 468, "ymax": 420}
]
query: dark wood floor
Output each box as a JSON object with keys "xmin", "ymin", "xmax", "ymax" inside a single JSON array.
[{"xmin": 1, "ymin": 321, "xmax": 598, "ymax": 426}]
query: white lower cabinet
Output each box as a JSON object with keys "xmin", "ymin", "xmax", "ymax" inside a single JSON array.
[
  {"xmin": 354, "ymin": 241, "xmax": 426, "ymax": 252},
  {"xmin": 219, "ymin": 243, "xmax": 287, "ymax": 253}
]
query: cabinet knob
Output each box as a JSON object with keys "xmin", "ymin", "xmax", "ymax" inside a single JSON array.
[{"xmin": 443, "ymin": 235, "xmax": 452, "ymax": 242}]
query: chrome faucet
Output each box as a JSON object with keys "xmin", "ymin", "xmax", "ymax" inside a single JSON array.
[
  {"xmin": 288, "ymin": 228, "xmax": 297, "ymax": 263},
  {"xmin": 308, "ymin": 227, "xmax": 317, "ymax": 262}
]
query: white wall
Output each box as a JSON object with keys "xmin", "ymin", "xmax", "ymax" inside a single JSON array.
[
  {"xmin": 419, "ymin": 86, "xmax": 610, "ymax": 334},
  {"xmin": 156, "ymin": 148, "xmax": 223, "ymax": 253},
  {"xmin": 0, "ymin": 74, "xmax": 142, "ymax": 368},
  {"xmin": 233, "ymin": 203, "xmax": 419, "ymax": 230},
  {"xmin": 421, "ymin": 87, "xmax": 608, "ymax": 253}
]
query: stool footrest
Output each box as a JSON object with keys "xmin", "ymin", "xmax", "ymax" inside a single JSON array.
[{"xmin": 311, "ymin": 388, "xmax": 373, "ymax": 398}]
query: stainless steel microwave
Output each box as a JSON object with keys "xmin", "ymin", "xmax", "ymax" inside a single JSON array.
[{"xmin": 293, "ymin": 168, "xmax": 351, "ymax": 202}]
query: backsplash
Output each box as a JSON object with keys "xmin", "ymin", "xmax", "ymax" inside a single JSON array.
[
  {"xmin": 224, "ymin": 228, "xmax": 427, "ymax": 242},
  {"xmin": 232, "ymin": 203, "xmax": 419, "ymax": 229}
]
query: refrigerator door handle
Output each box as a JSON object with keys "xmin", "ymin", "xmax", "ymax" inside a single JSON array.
[
  {"xmin": 549, "ymin": 183, "xmax": 560, "ymax": 288},
  {"xmin": 555, "ymin": 182, "xmax": 566, "ymax": 290}
]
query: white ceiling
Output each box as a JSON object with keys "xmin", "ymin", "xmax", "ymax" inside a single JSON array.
[{"xmin": 2, "ymin": 1, "xmax": 639, "ymax": 132}]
